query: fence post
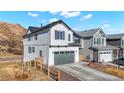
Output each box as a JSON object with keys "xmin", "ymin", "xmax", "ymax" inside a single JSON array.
[
  {"xmin": 41, "ymin": 61, "xmax": 43, "ymax": 71},
  {"xmin": 34, "ymin": 60, "xmax": 36, "ymax": 69},
  {"xmin": 47, "ymin": 65, "xmax": 50, "ymax": 80},
  {"xmin": 29, "ymin": 61, "xmax": 31, "ymax": 72},
  {"xmin": 57, "ymin": 69, "xmax": 60, "ymax": 81}
]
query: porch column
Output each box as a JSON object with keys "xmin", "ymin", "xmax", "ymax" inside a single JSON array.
[
  {"xmin": 123, "ymin": 49, "xmax": 124, "ymax": 58},
  {"xmin": 98, "ymin": 51, "xmax": 100, "ymax": 62},
  {"xmin": 117, "ymin": 49, "xmax": 119, "ymax": 59}
]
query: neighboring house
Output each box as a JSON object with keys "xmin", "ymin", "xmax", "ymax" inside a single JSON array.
[
  {"xmin": 23, "ymin": 20, "xmax": 79, "ymax": 66},
  {"xmin": 107, "ymin": 33, "xmax": 124, "ymax": 58},
  {"xmin": 74, "ymin": 28, "xmax": 118, "ymax": 62}
]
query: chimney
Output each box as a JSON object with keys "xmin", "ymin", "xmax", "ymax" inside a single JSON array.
[{"xmin": 41, "ymin": 24, "xmax": 42, "ymax": 27}]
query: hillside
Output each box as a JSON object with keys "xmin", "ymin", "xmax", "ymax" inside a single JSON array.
[{"xmin": 0, "ymin": 21, "xmax": 27, "ymax": 56}]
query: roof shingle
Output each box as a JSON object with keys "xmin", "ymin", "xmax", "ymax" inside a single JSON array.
[
  {"xmin": 107, "ymin": 33, "xmax": 124, "ymax": 40},
  {"xmin": 76, "ymin": 28, "xmax": 100, "ymax": 38}
]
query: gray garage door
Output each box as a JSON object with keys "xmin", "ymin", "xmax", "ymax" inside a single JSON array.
[{"xmin": 54, "ymin": 51, "xmax": 74, "ymax": 65}]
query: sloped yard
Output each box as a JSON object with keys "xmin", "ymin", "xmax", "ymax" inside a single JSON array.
[{"xmin": 0, "ymin": 62, "xmax": 48, "ymax": 81}]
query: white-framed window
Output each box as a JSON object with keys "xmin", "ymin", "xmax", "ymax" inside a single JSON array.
[
  {"xmin": 55, "ymin": 30, "xmax": 65, "ymax": 40},
  {"xmin": 102, "ymin": 38, "xmax": 104, "ymax": 45},
  {"xmin": 32, "ymin": 47, "xmax": 35, "ymax": 53},
  {"xmin": 28, "ymin": 47, "xmax": 35, "ymax": 53},
  {"xmin": 75, "ymin": 39, "xmax": 80, "ymax": 43},
  {"xmin": 97, "ymin": 38, "xmax": 101, "ymax": 44},
  {"xmin": 95, "ymin": 38, "xmax": 105, "ymax": 45},
  {"xmin": 34, "ymin": 34, "xmax": 38, "ymax": 40},
  {"xmin": 28, "ymin": 47, "xmax": 31, "ymax": 53},
  {"xmin": 94, "ymin": 38, "xmax": 97, "ymax": 45},
  {"xmin": 39, "ymin": 50, "xmax": 42, "ymax": 57},
  {"xmin": 68, "ymin": 34, "xmax": 71, "ymax": 41}
]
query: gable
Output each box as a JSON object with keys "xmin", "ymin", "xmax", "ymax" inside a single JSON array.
[
  {"xmin": 94, "ymin": 29, "xmax": 106, "ymax": 38},
  {"xmin": 24, "ymin": 20, "xmax": 74, "ymax": 38},
  {"xmin": 50, "ymin": 22, "xmax": 73, "ymax": 33},
  {"xmin": 26, "ymin": 29, "xmax": 31, "ymax": 34}
]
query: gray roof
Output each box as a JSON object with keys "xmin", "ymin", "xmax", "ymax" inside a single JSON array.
[
  {"xmin": 24, "ymin": 20, "xmax": 74, "ymax": 38},
  {"xmin": 90, "ymin": 45, "xmax": 119, "ymax": 51},
  {"xmin": 107, "ymin": 33, "xmax": 124, "ymax": 40},
  {"xmin": 29, "ymin": 26, "xmax": 41, "ymax": 33},
  {"xmin": 76, "ymin": 28, "xmax": 101, "ymax": 38}
]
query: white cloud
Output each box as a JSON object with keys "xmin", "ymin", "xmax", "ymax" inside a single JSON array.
[
  {"xmin": 60, "ymin": 11, "xmax": 81, "ymax": 18},
  {"xmin": 27, "ymin": 12, "xmax": 39, "ymax": 17},
  {"xmin": 81, "ymin": 13, "xmax": 92, "ymax": 20},
  {"xmin": 38, "ymin": 19, "xmax": 46, "ymax": 24},
  {"xmin": 73, "ymin": 28, "xmax": 81, "ymax": 31},
  {"xmin": 42, "ymin": 20, "xmax": 46, "ymax": 23},
  {"xmin": 101, "ymin": 24, "xmax": 124, "ymax": 34},
  {"xmin": 107, "ymin": 28, "xmax": 124, "ymax": 34},
  {"xmin": 49, "ymin": 11, "xmax": 60, "ymax": 15},
  {"xmin": 49, "ymin": 18, "xmax": 58, "ymax": 23},
  {"xmin": 102, "ymin": 24, "xmax": 110, "ymax": 28}
]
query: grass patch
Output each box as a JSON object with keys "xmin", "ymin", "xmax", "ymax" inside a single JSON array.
[
  {"xmin": 85, "ymin": 62, "xmax": 124, "ymax": 79},
  {"xmin": 0, "ymin": 54, "xmax": 22, "ymax": 58},
  {"xmin": 0, "ymin": 62, "xmax": 48, "ymax": 81},
  {"xmin": 104, "ymin": 68, "xmax": 124, "ymax": 79}
]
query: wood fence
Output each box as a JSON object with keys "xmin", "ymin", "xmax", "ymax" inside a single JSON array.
[{"xmin": 34, "ymin": 57, "xmax": 60, "ymax": 81}]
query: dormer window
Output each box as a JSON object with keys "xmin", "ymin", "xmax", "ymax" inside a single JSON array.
[{"xmin": 55, "ymin": 30, "xmax": 65, "ymax": 40}]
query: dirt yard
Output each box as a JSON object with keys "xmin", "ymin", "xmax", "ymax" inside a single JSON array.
[
  {"xmin": 84, "ymin": 62, "xmax": 124, "ymax": 79},
  {"xmin": 0, "ymin": 62, "xmax": 48, "ymax": 81}
]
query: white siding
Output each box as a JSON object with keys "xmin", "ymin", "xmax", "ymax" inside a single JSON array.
[
  {"xmin": 83, "ymin": 38, "xmax": 92, "ymax": 48},
  {"xmin": 80, "ymin": 39, "xmax": 84, "ymax": 48},
  {"xmin": 50, "ymin": 23, "xmax": 73, "ymax": 46},
  {"xmin": 23, "ymin": 32, "xmax": 50, "ymax": 46},
  {"xmin": 23, "ymin": 31, "xmax": 50, "ymax": 62},
  {"xmin": 24, "ymin": 45, "xmax": 49, "ymax": 64},
  {"xmin": 23, "ymin": 23, "xmax": 79, "ymax": 66},
  {"xmin": 93, "ymin": 31, "xmax": 106, "ymax": 47}
]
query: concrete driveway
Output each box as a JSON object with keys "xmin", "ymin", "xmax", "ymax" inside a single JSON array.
[{"xmin": 56, "ymin": 63, "xmax": 123, "ymax": 81}]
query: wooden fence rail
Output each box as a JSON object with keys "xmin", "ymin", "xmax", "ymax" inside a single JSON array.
[
  {"xmin": 50, "ymin": 67, "xmax": 60, "ymax": 81},
  {"xmin": 35, "ymin": 57, "xmax": 60, "ymax": 81}
]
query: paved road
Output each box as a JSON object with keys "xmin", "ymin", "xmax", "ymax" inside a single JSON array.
[{"xmin": 56, "ymin": 63, "xmax": 123, "ymax": 81}]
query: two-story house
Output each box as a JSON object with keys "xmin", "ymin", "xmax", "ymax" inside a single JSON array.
[
  {"xmin": 107, "ymin": 33, "xmax": 124, "ymax": 59},
  {"xmin": 74, "ymin": 28, "xmax": 118, "ymax": 62},
  {"xmin": 23, "ymin": 20, "xmax": 79, "ymax": 66}
]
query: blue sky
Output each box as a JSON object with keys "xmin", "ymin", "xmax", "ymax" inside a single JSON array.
[{"xmin": 0, "ymin": 11, "xmax": 124, "ymax": 34}]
